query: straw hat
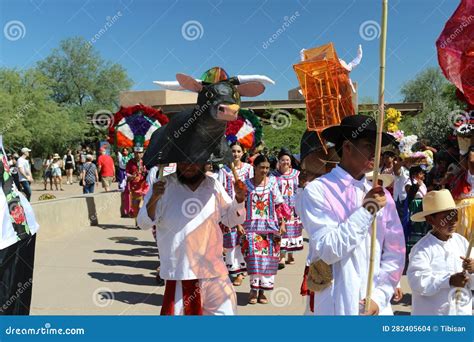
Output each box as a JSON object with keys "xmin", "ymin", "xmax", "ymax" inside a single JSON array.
[
  {"xmin": 411, "ymin": 189, "xmax": 469, "ymax": 222},
  {"xmin": 53, "ymin": 153, "xmax": 60, "ymax": 159},
  {"xmin": 365, "ymin": 171, "xmax": 394, "ymax": 188}
]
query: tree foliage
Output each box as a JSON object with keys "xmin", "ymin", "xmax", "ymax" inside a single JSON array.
[
  {"xmin": 0, "ymin": 37, "xmax": 133, "ymax": 156},
  {"xmin": 399, "ymin": 67, "xmax": 462, "ymax": 147}
]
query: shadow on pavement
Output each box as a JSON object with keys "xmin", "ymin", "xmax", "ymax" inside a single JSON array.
[
  {"xmin": 89, "ymin": 272, "xmax": 157, "ymax": 286},
  {"xmin": 92, "ymin": 259, "xmax": 158, "ymax": 271},
  {"xmin": 93, "ymin": 247, "xmax": 158, "ymax": 257},
  {"xmin": 110, "ymin": 291, "xmax": 163, "ymax": 306}
]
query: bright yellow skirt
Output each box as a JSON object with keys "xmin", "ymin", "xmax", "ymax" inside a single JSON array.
[{"xmin": 455, "ymin": 197, "xmax": 474, "ymax": 239}]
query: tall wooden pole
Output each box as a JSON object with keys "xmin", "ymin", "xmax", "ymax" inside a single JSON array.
[{"xmin": 365, "ymin": 0, "xmax": 388, "ymax": 313}]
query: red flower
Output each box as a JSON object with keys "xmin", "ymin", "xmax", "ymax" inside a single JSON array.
[
  {"xmin": 260, "ymin": 239, "xmax": 269, "ymax": 249},
  {"xmin": 255, "ymin": 241, "xmax": 263, "ymax": 250},
  {"xmin": 256, "ymin": 201, "xmax": 265, "ymax": 211},
  {"xmin": 241, "ymin": 239, "xmax": 249, "ymax": 251},
  {"xmin": 11, "ymin": 204, "xmax": 26, "ymax": 225}
]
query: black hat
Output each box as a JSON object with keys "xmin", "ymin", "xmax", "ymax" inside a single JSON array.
[
  {"xmin": 321, "ymin": 115, "xmax": 395, "ymax": 146},
  {"xmin": 277, "ymin": 147, "xmax": 292, "ymax": 160},
  {"xmin": 300, "ymin": 130, "xmax": 324, "ymax": 162}
]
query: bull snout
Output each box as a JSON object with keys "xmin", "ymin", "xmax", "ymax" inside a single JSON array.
[{"xmin": 217, "ymin": 104, "xmax": 240, "ymax": 121}]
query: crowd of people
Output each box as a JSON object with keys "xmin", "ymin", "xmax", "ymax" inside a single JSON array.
[
  {"xmin": 1, "ymin": 114, "xmax": 473, "ymax": 316},
  {"xmin": 134, "ymin": 114, "xmax": 473, "ymax": 316}
]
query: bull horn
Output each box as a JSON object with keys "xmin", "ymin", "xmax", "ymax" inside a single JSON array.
[
  {"xmin": 153, "ymin": 79, "xmax": 203, "ymax": 90},
  {"xmin": 236, "ymin": 75, "xmax": 275, "ymax": 85}
]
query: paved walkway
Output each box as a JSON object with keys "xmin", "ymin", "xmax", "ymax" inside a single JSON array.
[
  {"xmin": 30, "ymin": 180, "xmax": 111, "ymax": 203},
  {"xmin": 31, "ymin": 215, "xmax": 412, "ymax": 315}
]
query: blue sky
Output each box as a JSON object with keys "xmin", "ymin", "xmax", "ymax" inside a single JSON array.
[{"xmin": 0, "ymin": 0, "xmax": 459, "ymax": 102}]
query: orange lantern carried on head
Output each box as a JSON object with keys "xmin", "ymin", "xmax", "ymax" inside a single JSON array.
[{"xmin": 293, "ymin": 43, "xmax": 361, "ymax": 142}]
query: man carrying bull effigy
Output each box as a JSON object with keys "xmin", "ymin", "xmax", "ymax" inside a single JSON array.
[{"xmin": 137, "ymin": 68, "xmax": 274, "ymax": 315}]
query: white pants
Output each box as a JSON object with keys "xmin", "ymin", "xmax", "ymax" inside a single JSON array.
[{"xmin": 173, "ymin": 275, "xmax": 237, "ymax": 315}]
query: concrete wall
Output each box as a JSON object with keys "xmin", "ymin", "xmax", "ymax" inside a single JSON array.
[
  {"xmin": 119, "ymin": 90, "xmax": 197, "ymax": 107},
  {"xmin": 31, "ymin": 191, "xmax": 122, "ymax": 242}
]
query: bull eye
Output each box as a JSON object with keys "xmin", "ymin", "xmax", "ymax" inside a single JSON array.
[{"xmin": 206, "ymin": 91, "xmax": 214, "ymax": 98}]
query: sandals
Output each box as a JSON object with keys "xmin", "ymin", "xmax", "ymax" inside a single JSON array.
[
  {"xmin": 258, "ymin": 292, "xmax": 268, "ymax": 304},
  {"xmin": 233, "ymin": 274, "xmax": 243, "ymax": 286},
  {"xmin": 248, "ymin": 291, "xmax": 258, "ymax": 304}
]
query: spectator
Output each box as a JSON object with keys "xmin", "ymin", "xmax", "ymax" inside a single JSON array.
[
  {"xmin": 42, "ymin": 154, "xmax": 53, "ymax": 191},
  {"xmin": 17, "ymin": 147, "xmax": 33, "ymax": 201},
  {"xmin": 63, "ymin": 149, "xmax": 75, "ymax": 185},
  {"xmin": 51, "ymin": 154, "xmax": 64, "ymax": 191},
  {"xmin": 97, "ymin": 147, "xmax": 115, "ymax": 192},
  {"xmin": 81, "ymin": 154, "xmax": 98, "ymax": 194}
]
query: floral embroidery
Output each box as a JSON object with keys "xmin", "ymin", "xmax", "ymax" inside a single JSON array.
[{"xmin": 11, "ymin": 204, "xmax": 26, "ymax": 225}]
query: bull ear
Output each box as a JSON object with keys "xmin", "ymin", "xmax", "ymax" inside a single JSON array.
[
  {"xmin": 236, "ymin": 82, "xmax": 265, "ymax": 97},
  {"xmin": 176, "ymin": 73, "xmax": 203, "ymax": 92}
]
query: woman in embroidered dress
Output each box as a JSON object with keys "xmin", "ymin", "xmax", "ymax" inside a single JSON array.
[
  {"xmin": 242, "ymin": 154, "xmax": 290, "ymax": 304},
  {"xmin": 273, "ymin": 148, "xmax": 303, "ymax": 267},
  {"xmin": 218, "ymin": 142, "xmax": 253, "ymax": 286}
]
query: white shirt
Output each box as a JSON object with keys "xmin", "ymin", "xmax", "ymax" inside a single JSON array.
[
  {"xmin": 299, "ymin": 166, "xmax": 405, "ymax": 315},
  {"xmin": 137, "ymin": 173, "xmax": 245, "ymax": 280},
  {"xmin": 17, "ymin": 156, "xmax": 31, "ymax": 182},
  {"xmin": 393, "ymin": 166, "xmax": 409, "ymax": 201},
  {"xmin": 408, "ymin": 232, "xmax": 473, "ymax": 315}
]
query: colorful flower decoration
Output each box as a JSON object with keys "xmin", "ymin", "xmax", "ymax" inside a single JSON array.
[
  {"xmin": 225, "ymin": 109, "xmax": 262, "ymax": 149},
  {"xmin": 384, "ymin": 107, "xmax": 402, "ymax": 133},
  {"xmin": 398, "ymin": 134, "xmax": 418, "ymax": 160},
  {"xmin": 108, "ymin": 104, "xmax": 169, "ymax": 149}
]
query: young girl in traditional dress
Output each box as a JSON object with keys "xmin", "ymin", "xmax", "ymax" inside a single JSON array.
[
  {"xmin": 242, "ymin": 154, "xmax": 290, "ymax": 304},
  {"xmin": 273, "ymin": 148, "xmax": 303, "ymax": 267},
  {"xmin": 218, "ymin": 142, "xmax": 253, "ymax": 286}
]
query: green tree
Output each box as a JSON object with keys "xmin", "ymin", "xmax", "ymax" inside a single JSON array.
[
  {"xmin": 0, "ymin": 68, "xmax": 88, "ymax": 157},
  {"xmin": 399, "ymin": 67, "xmax": 461, "ymax": 147},
  {"xmin": 36, "ymin": 37, "xmax": 132, "ymax": 141}
]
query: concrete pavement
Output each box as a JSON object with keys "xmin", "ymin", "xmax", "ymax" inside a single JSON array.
[{"xmin": 31, "ymin": 213, "xmax": 412, "ymax": 315}]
